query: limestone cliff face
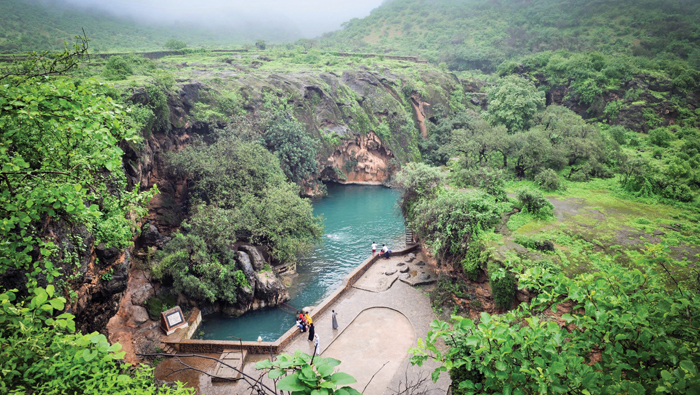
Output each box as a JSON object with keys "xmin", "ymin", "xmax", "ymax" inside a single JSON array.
[{"xmin": 322, "ymin": 131, "xmax": 393, "ymax": 184}]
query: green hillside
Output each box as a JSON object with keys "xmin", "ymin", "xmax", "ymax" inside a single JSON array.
[
  {"xmin": 0, "ymin": 0, "xmax": 297, "ymax": 53},
  {"xmin": 320, "ymin": 0, "xmax": 700, "ymax": 72}
]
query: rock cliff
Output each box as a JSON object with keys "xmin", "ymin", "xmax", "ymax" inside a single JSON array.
[{"xmin": 20, "ymin": 64, "xmax": 464, "ymax": 346}]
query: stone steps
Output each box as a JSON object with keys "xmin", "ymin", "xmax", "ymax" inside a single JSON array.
[
  {"xmin": 211, "ymin": 350, "xmax": 247, "ymax": 382},
  {"xmin": 160, "ymin": 344, "xmax": 177, "ymax": 355}
]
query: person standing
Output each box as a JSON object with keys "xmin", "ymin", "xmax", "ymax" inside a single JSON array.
[
  {"xmin": 314, "ymin": 333, "xmax": 320, "ymax": 355},
  {"xmin": 332, "ymin": 310, "xmax": 338, "ymax": 330},
  {"xmin": 371, "ymin": 241, "xmax": 377, "ymax": 255},
  {"xmin": 381, "ymin": 244, "xmax": 390, "ymax": 259},
  {"xmin": 308, "ymin": 322, "xmax": 315, "ymax": 341}
]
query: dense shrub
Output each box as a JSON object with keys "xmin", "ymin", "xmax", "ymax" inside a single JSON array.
[
  {"xmin": 167, "ymin": 136, "xmax": 323, "ymax": 263},
  {"xmin": 163, "ymin": 39, "xmax": 187, "ymax": 50},
  {"xmin": 102, "ymin": 55, "xmax": 133, "ymax": 80},
  {"xmin": 535, "ymin": 168, "xmax": 565, "ymax": 191},
  {"xmin": 516, "ymin": 187, "xmax": 554, "ymax": 216},
  {"xmin": 153, "ymin": 232, "xmax": 247, "ymax": 304},
  {"xmin": 265, "ymin": 115, "xmax": 320, "ymax": 185},
  {"xmin": 411, "ymin": 190, "xmax": 500, "ymax": 260},
  {"xmin": 461, "ymin": 241, "xmax": 483, "ymax": 281},
  {"xmin": 488, "ymin": 262, "xmax": 516, "ymax": 309},
  {"xmin": 648, "ymin": 127, "xmax": 674, "ymax": 147},
  {"xmin": 394, "ymin": 162, "xmax": 445, "ymax": 216},
  {"xmin": 608, "ymin": 125, "xmax": 628, "ymax": 145},
  {"xmin": 0, "ymin": 287, "xmax": 192, "ymax": 395}
]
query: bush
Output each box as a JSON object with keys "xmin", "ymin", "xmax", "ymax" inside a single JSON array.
[
  {"xmin": 412, "ymin": 190, "xmax": 501, "ymax": 259},
  {"xmin": 535, "ymin": 168, "xmax": 565, "ymax": 191},
  {"xmin": 461, "ymin": 241, "xmax": 484, "ymax": 281},
  {"xmin": 163, "ymin": 39, "xmax": 187, "ymax": 50},
  {"xmin": 394, "ymin": 163, "xmax": 445, "ymax": 216},
  {"xmin": 648, "ymin": 127, "xmax": 674, "ymax": 147},
  {"xmin": 0, "ymin": 288, "xmax": 192, "ymax": 395},
  {"xmin": 488, "ymin": 262, "xmax": 516, "ymax": 309},
  {"xmin": 102, "ymin": 55, "xmax": 132, "ymax": 80},
  {"xmin": 265, "ymin": 115, "xmax": 320, "ymax": 185},
  {"xmin": 531, "ymin": 259, "xmax": 561, "ymax": 275},
  {"xmin": 168, "ymin": 136, "xmax": 323, "ymax": 263},
  {"xmin": 608, "ymin": 125, "xmax": 628, "ymax": 145},
  {"xmin": 516, "ymin": 187, "xmax": 554, "ymax": 216},
  {"xmin": 652, "ymin": 147, "xmax": 664, "ymax": 159}
]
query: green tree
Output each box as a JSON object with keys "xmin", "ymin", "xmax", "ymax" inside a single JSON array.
[
  {"xmin": 256, "ymin": 39, "xmax": 267, "ymax": 50},
  {"xmin": 167, "ymin": 135, "xmax": 323, "ymax": 263},
  {"xmin": 485, "ymin": 75, "xmax": 544, "ymax": 133},
  {"xmin": 265, "ymin": 115, "xmax": 320, "ymax": 185},
  {"xmin": 394, "ymin": 162, "xmax": 445, "ymax": 217}
]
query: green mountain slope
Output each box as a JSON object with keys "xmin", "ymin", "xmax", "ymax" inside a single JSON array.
[
  {"xmin": 319, "ymin": 0, "xmax": 700, "ymax": 72},
  {"xmin": 0, "ymin": 0, "xmax": 296, "ymax": 53}
]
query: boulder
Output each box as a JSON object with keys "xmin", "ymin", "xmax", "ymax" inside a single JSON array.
[
  {"xmin": 140, "ymin": 223, "xmax": 171, "ymax": 248},
  {"xmin": 104, "ymin": 251, "xmax": 129, "ymax": 295},
  {"xmin": 407, "ymin": 253, "xmax": 416, "ymax": 262},
  {"xmin": 416, "ymin": 260, "xmax": 426, "ymax": 266},
  {"xmin": 95, "ymin": 242, "xmax": 120, "ymax": 266},
  {"xmin": 470, "ymin": 97, "xmax": 481, "ymax": 106},
  {"xmin": 385, "ymin": 269, "xmax": 397, "ymax": 276},
  {"xmin": 239, "ymin": 245, "xmax": 265, "ymax": 271},
  {"xmin": 131, "ymin": 284, "xmax": 154, "ymax": 306},
  {"xmin": 130, "ymin": 305, "xmax": 150, "ymax": 326},
  {"xmin": 255, "ymin": 271, "xmax": 290, "ymax": 304},
  {"xmin": 399, "ymin": 266, "xmax": 410, "ymax": 273},
  {"xmin": 235, "ymin": 251, "xmax": 257, "ymax": 291}
]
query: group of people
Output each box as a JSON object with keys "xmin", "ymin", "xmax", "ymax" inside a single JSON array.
[
  {"xmin": 295, "ymin": 310, "xmax": 339, "ymax": 355},
  {"xmin": 371, "ymin": 241, "xmax": 391, "ymax": 259}
]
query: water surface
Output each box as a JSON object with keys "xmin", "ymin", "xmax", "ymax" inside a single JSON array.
[{"xmin": 196, "ymin": 183, "xmax": 405, "ymax": 341}]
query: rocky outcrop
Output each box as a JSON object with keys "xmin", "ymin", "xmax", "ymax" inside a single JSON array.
[
  {"xmin": 239, "ymin": 245, "xmax": 266, "ymax": 271},
  {"xmin": 322, "ymin": 131, "xmax": 394, "ymax": 183},
  {"xmin": 220, "ymin": 251, "xmax": 289, "ymax": 316}
]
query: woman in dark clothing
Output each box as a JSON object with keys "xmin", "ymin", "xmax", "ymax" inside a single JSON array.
[{"xmin": 308, "ymin": 322, "xmax": 315, "ymax": 341}]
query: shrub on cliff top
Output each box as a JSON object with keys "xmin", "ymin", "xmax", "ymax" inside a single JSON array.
[{"xmin": 394, "ymin": 162, "xmax": 445, "ymax": 216}]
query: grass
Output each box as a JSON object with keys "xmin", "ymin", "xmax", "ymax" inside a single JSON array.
[{"xmin": 497, "ymin": 176, "xmax": 700, "ymax": 287}]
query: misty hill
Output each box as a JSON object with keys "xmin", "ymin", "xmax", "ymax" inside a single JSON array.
[
  {"xmin": 319, "ymin": 0, "xmax": 700, "ymax": 72},
  {"xmin": 0, "ymin": 0, "xmax": 300, "ymax": 53}
]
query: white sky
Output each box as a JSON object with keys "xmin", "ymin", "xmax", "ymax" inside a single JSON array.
[{"xmin": 61, "ymin": 0, "xmax": 386, "ymax": 37}]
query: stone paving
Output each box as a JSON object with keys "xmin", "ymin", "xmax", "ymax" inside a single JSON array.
[{"xmin": 158, "ymin": 251, "xmax": 450, "ymax": 395}]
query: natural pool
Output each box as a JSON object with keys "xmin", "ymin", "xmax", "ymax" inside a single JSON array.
[{"xmin": 196, "ymin": 183, "xmax": 406, "ymax": 341}]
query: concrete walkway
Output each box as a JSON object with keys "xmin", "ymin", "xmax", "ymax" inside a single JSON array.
[
  {"xmin": 158, "ymin": 251, "xmax": 451, "ymax": 395},
  {"xmin": 239, "ymin": 252, "xmax": 449, "ymax": 395}
]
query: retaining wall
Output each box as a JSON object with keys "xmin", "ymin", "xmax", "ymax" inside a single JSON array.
[{"xmin": 168, "ymin": 244, "xmax": 420, "ymax": 355}]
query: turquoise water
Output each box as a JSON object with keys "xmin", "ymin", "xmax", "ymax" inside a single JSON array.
[{"xmin": 196, "ymin": 183, "xmax": 406, "ymax": 341}]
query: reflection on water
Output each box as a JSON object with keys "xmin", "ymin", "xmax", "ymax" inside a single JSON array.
[{"xmin": 196, "ymin": 183, "xmax": 406, "ymax": 341}]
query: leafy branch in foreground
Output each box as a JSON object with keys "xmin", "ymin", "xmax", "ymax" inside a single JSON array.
[
  {"xmin": 0, "ymin": 287, "xmax": 192, "ymax": 394},
  {"xmin": 255, "ymin": 351, "xmax": 360, "ymax": 395},
  {"xmin": 411, "ymin": 250, "xmax": 700, "ymax": 395},
  {"xmin": 0, "ymin": 72, "xmax": 156, "ymax": 285},
  {"xmin": 0, "ymin": 32, "xmax": 90, "ymax": 83}
]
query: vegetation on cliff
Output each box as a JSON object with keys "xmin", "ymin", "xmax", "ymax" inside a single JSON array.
[{"xmin": 0, "ymin": 45, "xmax": 191, "ymax": 394}]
